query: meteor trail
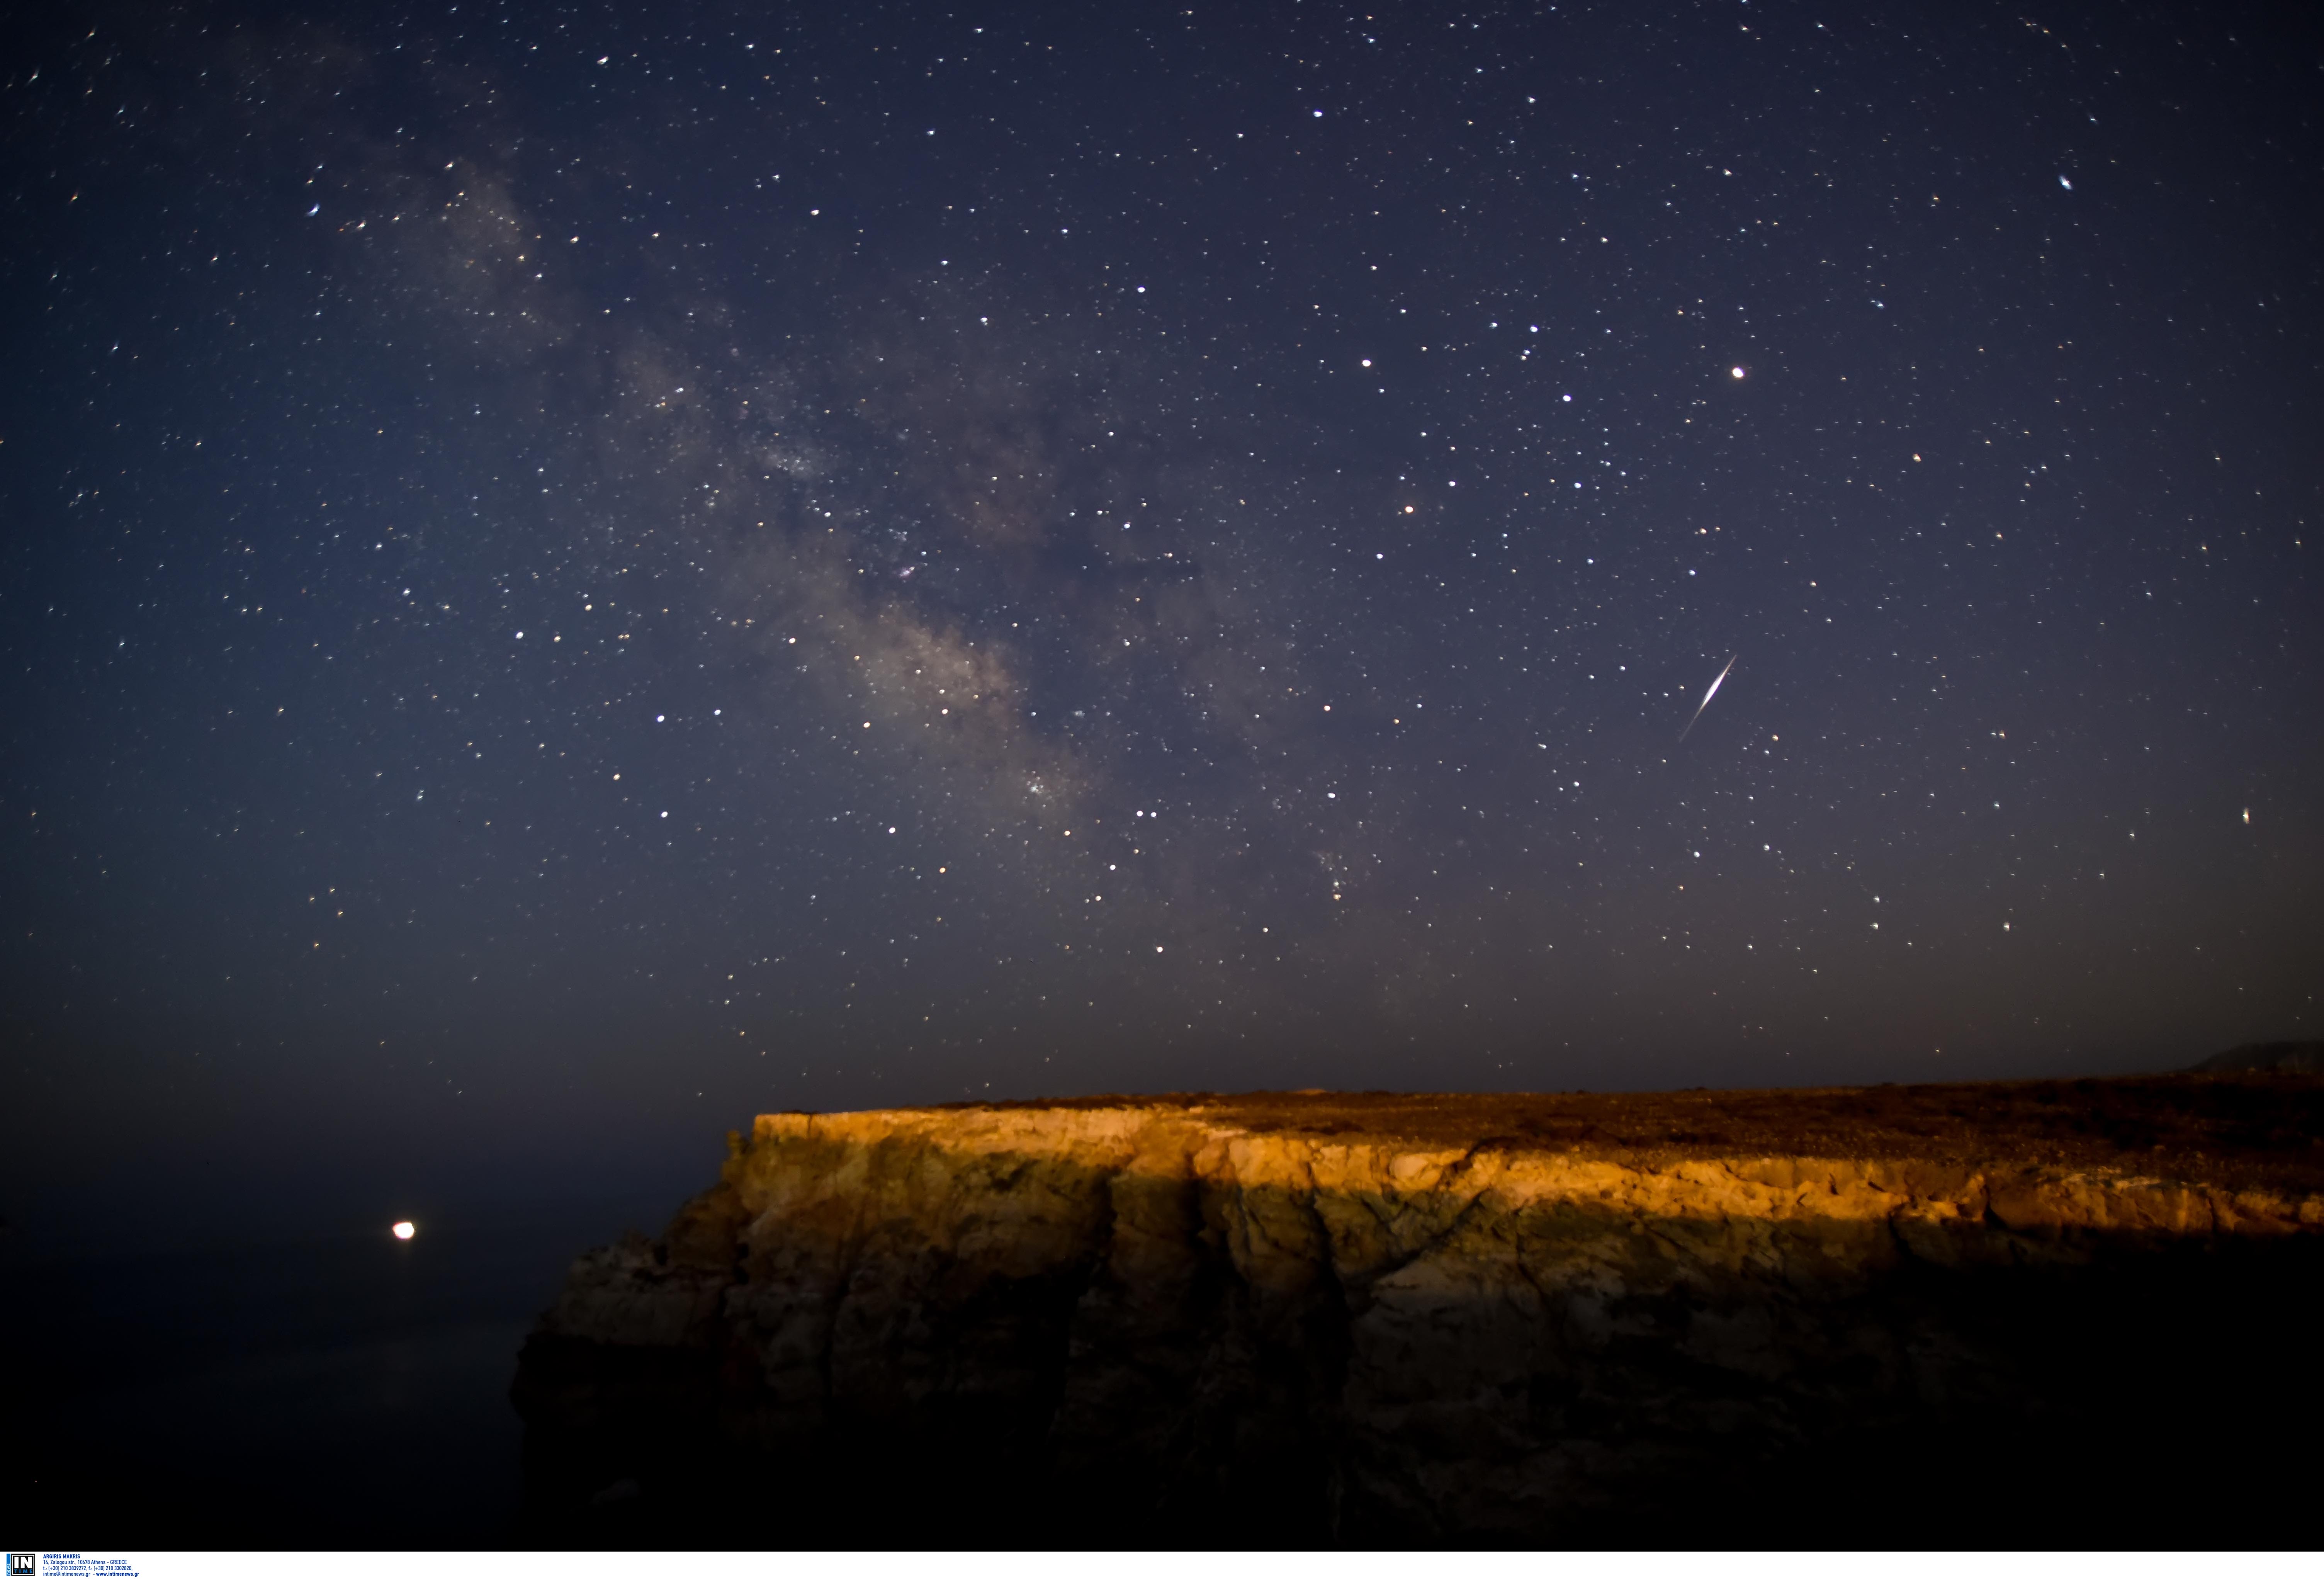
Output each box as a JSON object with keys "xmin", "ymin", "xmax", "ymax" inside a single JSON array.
[{"xmin": 1678, "ymin": 654, "xmax": 1737, "ymax": 742}]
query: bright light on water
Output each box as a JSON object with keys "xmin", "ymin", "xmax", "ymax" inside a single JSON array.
[{"xmin": 392, "ymin": 1220, "xmax": 416, "ymax": 1241}]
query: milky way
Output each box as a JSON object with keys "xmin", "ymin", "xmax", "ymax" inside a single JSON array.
[{"xmin": 5, "ymin": 0, "xmax": 2319, "ymax": 1153}]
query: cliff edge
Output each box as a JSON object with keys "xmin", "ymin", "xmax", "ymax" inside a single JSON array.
[{"xmin": 513, "ymin": 1075, "xmax": 2324, "ymax": 1542}]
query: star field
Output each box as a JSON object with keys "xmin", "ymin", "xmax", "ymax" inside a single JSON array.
[{"xmin": 3, "ymin": 0, "xmax": 2318, "ymax": 1168}]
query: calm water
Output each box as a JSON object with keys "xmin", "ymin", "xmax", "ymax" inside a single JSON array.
[{"xmin": 7, "ymin": 1202, "xmax": 657, "ymax": 1546}]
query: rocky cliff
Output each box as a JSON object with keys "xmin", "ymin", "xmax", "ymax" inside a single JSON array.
[{"xmin": 513, "ymin": 1076, "xmax": 2324, "ymax": 1543}]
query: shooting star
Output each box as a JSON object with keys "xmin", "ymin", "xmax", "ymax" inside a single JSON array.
[{"xmin": 1677, "ymin": 654, "xmax": 1737, "ymax": 743}]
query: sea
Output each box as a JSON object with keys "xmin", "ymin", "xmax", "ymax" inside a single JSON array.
[{"xmin": 5, "ymin": 1195, "xmax": 671, "ymax": 1548}]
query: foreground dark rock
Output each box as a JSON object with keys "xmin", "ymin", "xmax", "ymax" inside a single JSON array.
[{"xmin": 513, "ymin": 1074, "xmax": 2324, "ymax": 1544}]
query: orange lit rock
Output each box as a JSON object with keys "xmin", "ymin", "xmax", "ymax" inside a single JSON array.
[{"xmin": 513, "ymin": 1074, "xmax": 2324, "ymax": 1540}]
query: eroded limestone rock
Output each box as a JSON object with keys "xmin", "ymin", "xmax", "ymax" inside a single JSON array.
[{"xmin": 512, "ymin": 1078, "xmax": 2324, "ymax": 1540}]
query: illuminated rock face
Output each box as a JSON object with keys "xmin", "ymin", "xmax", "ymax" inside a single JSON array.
[{"xmin": 513, "ymin": 1082, "xmax": 2324, "ymax": 1540}]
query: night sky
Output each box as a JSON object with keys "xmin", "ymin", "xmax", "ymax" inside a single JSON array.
[{"xmin": 6, "ymin": 1, "xmax": 2320, "ymax": 1234}]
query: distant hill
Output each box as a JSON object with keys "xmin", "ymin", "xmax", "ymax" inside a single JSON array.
[{"xmin": 2191, "ymin": 1040, "xmax": 2324, "ymax": 1074}]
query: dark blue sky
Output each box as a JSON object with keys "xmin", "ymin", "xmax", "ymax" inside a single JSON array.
[{"xmin": 6, "ymin": 0, "xmax": 2319, "ymax": 1237}]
